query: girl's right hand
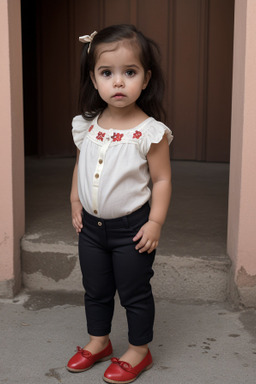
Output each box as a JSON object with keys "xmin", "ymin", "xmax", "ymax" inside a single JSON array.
[{"xmin": 71, "ymin": 200, "xmax": 83, "ymax": 233}]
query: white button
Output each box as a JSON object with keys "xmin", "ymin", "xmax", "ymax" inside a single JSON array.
[{"xmin": 98, "ymin": 221, "xmax": 102, "ymax": 227}]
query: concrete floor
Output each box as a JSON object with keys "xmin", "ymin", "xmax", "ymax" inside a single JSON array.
[{"xmin": 1, "ymin": 290, "xmax": 256, "ymax": 384}]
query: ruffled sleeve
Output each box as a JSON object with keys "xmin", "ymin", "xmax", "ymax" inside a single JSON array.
[
  {"xmin": 72, "ymin": 115, "xmax": 92, "ymax": 150},
  {"xmin": 139, "ymin": 120, "xmax": 173, "ymax": 156}
]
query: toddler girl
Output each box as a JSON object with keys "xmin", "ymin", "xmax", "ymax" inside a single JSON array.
[{"xmin": 67, "ymin": 24, "xmax": 173, "ymax": 383}]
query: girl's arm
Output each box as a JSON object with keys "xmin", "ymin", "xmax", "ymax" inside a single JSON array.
[
  {"xmin": 133, "ymin": 135, "xmax": 172, "ymax": 253},
  {"xmin": 70, "ymin": 149, "xmax": 83, "ymax": 233}
]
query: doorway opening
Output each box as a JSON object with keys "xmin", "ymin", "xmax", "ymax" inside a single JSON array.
[{"xmin": 21, "ymin": 0, "xmax": 234, "ymax": 293}]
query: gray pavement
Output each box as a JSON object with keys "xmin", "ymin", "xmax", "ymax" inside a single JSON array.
[{"xmin": 1, "ymin": 290, "xmax": 256, "ymax": 384}]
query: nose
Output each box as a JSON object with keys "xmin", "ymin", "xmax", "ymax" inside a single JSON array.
[{"xmin": 113, "ymin": 75, "xmax": 124, "ymax": 88}]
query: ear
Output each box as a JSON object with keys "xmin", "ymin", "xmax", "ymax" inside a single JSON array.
[
  {"xmin": 142, "ymin": 70, "xmax": 151, "ymax": 90},
  {"xmin": 90, "ymin": 71, "xmax": 98, "ymax": 89}
]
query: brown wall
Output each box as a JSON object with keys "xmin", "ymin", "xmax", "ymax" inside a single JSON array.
[{"xmin": 22, "ymin": 0, "xmax": 234, "ymax": 161}]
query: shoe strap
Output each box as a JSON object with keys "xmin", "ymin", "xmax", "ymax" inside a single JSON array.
[
  {"xmin": 111, "ymin": 357, "xmax": 137, "ymax": 375},
  {"xmin": 76, "ymin": 346, "xmax": 92, "ymax": 359}
]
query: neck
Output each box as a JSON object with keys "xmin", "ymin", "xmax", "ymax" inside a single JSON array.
[
  {"xmin": 105, "ymin": 104, "xmax": 140, "ymax": 120},
  {"xmin": 99, "ymin": 105, "xmax": 149, "ymax": 130}
]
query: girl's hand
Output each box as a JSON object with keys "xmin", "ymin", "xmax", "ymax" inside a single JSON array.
[
  {"xmin": 71, "ymin": 200, "xmax": 83, "ymax": 234},
  {"xmin": 133, "ymin": 220, "xmax": 162, "ymax": 254}
]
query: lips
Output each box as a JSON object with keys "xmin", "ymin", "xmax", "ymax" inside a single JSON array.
[{"xmin": 112, "ymin": 93, "xmax": 126, "ymax": 98}]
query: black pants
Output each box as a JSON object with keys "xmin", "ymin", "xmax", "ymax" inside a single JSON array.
[{"xmin": 78, "ymin": 203, "xmax": 155, "ymax": 346}]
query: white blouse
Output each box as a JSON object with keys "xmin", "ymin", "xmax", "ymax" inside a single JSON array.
[{"xmin": 72, "ymin": 115, "xmax": 173, "ymax": 219}]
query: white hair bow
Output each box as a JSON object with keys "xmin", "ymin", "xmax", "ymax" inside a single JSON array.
[{"xmin": 79, "ymin": 31, "xmax": 97, "ymax": 53}]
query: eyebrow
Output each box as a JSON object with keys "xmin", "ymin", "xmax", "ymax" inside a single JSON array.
[{"xmin": 97, "ymin": 64, "xmax": 141, "ymax": 71}]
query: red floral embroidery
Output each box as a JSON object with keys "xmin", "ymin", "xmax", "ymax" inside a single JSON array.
[
  {"xmin": 133, "ymin": 130, "xmax": 142, "ymax": 139},
  {"xmin": 96, "ymin": 131, "xmax": 105, "ymax": 141},
  {"xmin": 111, "ymin": 133, "xmax": 123, "ymax": 142},
  {"xmin": 89, "ymin": 125, "xmax": 94, "ymax": 132}
]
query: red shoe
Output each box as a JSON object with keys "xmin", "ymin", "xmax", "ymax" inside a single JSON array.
[
  {"xmin": 67, "ymin": 340, "xmax": 113, "ymax": 372},
  {"xmin": 103, "ymin": 349, "xmax": 153, "ymax": 383}
]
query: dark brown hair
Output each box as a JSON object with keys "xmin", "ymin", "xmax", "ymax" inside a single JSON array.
[{"xmin": 79, "ymin": 24, "xmax": 165, "ymax": 121}]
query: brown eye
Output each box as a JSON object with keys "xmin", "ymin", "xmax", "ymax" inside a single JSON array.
[
  {"xmin": 102, "ymin": 70, "xmax": 112, "ymax": 77},
  {"xmin": 126, "ymin": 70, "xmax": 136, "ymax": 77}
]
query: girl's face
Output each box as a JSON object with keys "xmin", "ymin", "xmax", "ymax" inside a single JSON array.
[{"xmin": 90, "ymin": 41, "xmax": 151, "ymax": 112}]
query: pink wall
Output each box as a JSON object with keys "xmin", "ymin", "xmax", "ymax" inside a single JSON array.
[
  {"xmin": 228, "ymin": 0, "xmax": 256, "ymax": 306},
  {"xmin": 0, "ymin": 0, "xmax": 24, "ymax": 297}
]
